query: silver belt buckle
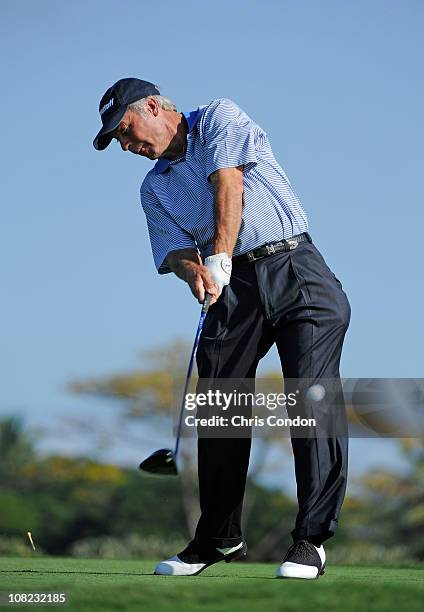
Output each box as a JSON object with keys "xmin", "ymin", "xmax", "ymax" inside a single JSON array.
[
  {"xmin": 266, "ymin": 244, "xmax": 275, "ymax": 255},
  {"xmin": 286, "ymin": 238, "xmax": 298, "ymax": 250},
  {"xmin": 247, "ymin": 251, "xmax": 256, "ymax": 262}
]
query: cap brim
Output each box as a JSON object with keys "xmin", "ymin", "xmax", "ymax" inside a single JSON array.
[{"xmin": 93, "ymin": 106, "xmax": 127, "ymax": 150}]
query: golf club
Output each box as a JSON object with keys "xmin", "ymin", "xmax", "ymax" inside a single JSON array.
[{"xmin": 138, "ymin": 293, "xmax": 212, "ymax": 475}]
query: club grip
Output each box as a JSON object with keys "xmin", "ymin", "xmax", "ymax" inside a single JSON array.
[{"xmin": 202, "ymin": 293, "xmax": 212, "ymax": 313}]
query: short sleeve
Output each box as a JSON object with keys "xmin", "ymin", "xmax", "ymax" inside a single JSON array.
[
  {"xmin": 199, "ymin": 98, "xmax": 259, "ymax": 179},
  {"xmin": 140, "ymin": 187, "xmax": 197, "ymax": 275}
]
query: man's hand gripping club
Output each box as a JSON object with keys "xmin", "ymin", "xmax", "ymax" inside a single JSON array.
[{"xmin": 164, "ymin": 249, "xmax": 232, "ymax": 306}]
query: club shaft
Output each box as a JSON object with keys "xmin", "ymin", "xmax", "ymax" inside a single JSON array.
[{"xmin": 174, "ymin": 294, "xmax": 211, "ymax": 457}]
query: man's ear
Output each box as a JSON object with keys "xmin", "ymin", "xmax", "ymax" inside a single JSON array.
[{"xmin": 146, "ymin": 96, "xmax": 160, "ymax": 117}]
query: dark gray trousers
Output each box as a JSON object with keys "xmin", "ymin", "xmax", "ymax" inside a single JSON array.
[{"xmin": 194, "ymin": 236, "xmax": 351, "ymax": 548}]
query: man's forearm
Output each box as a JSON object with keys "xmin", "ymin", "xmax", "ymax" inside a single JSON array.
[
  {"xmin": 164, "ymin": 166, "xmax": 243, "ymax": 304},
  {"xmin": 165, "ymin": 248, "xmax": 202, "ymax": 281},
  {"xmin": 210, "ymin": 167, "xmax": 244, "ymax": 256},
  {"xmin": 166, "ymin": 248, "xmax": 220, "ymax": 304}
]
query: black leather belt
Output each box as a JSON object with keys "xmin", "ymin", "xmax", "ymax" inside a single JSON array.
[{"xmin": 233, "ymin": 232, "xmax": 312, "ymax": 264}]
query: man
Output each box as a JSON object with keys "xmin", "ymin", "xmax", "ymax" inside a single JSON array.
[{"xmin": 93, "ymin": 78, "xmax": 351, "ymax": 579}]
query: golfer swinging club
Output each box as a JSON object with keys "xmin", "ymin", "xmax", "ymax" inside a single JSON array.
[{"xmin": 93, "ymin": 78, "xmax": 351, "ymax": 579}]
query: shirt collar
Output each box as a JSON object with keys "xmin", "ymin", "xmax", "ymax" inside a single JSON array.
[{"xmin": 154, "ymin": 107, "xmax": 202, "ymax": 174}]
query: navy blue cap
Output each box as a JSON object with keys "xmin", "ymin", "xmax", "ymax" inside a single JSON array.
[{"xmin": 93, "ymin": 78, "xmax": 160, "ymax": 150}]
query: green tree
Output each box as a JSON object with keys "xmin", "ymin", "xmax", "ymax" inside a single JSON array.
[
  {"xmin": 0, "ymin": 417, "xmax": 36, "ymax": 487},
  {"xmin": 356, "ymin": 438, "xmax": 424, "ymax": 560}
]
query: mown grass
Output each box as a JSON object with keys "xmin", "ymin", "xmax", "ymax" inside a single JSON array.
[{"xmin": 0, "ymin": 557, "xmax": 423, "ymax": 611}]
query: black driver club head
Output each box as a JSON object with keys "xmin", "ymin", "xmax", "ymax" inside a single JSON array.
[{"xmin": 138, "ymin": 448, "xmax": 178, "ymax": 476}]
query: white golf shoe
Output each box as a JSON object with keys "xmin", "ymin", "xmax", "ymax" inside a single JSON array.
[
  {"xmin": 276, "ymin": 540, "xmax": 326, "ymax": 579},
  {"xmin": 154, "ymin": 540, "xmax": 247, "ymax": 576}
]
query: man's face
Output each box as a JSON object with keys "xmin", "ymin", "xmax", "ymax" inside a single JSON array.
[{"xmin": 111, "ymin": 99, "xmax": 170, "ymax": 159}]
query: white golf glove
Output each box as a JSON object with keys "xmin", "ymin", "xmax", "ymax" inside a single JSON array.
[{"xmin": 204, "ymin": 252, "xmax": 232, "ymax": 295}]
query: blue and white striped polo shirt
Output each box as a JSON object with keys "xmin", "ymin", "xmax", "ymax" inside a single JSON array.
[{"xmin": 140, "ymin": 98, "xmax": 308, "ymax": 274}]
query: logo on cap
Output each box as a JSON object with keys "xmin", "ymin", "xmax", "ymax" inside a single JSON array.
[{"xmin": 100, "ymin": 98, "xmax": 114, "ymax": 116}]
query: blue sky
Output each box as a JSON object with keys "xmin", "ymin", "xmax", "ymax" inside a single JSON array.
[{"xmin": 1, "ymin": 1, "xmax": 423, "ymax": 481}]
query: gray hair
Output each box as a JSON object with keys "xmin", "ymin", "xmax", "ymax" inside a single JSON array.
[{"xmin": 128, "ymin": 95, "xmax": 177, "ymax": 116}]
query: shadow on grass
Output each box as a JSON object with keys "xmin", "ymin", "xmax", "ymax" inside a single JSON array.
[{"xmin": 0, "ymin": 569, "xmax": 278, "ymax": 579}]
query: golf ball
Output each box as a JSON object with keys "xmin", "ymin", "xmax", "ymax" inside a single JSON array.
[{"xmin": 305, "ymin": 384, "xmax": 326, "ymax": 402}]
